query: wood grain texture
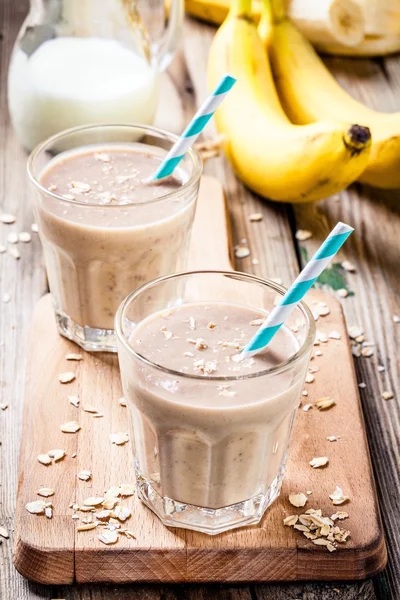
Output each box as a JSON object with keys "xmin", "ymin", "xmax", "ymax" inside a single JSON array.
[
  {"xmin": 0, "ymin": 1, "xmax": 396, "ymax": 599},
  {"xmin": 13, "ymin": 178, "xmax": 386, "ymax": 584}
]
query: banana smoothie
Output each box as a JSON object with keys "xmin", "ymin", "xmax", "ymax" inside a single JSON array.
[
  {"xmin": 116, "ymin": 276, "xmax": 314, "ymax": 534},
  {"xmin": 29, "ymin": 126, "xmax": 201, "ymax": 351}
]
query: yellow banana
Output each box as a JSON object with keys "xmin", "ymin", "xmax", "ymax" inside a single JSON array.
[
  {"xmin": 264, "ymin": 0, "xmax": 400, "ymax": 188},
  {"xmin": 207, "ymin": 0, "xmax": 371, "ymax": 203},
  {"xmin": 186, "ymin": 0, "xmax": 260, "ymax": 25}
]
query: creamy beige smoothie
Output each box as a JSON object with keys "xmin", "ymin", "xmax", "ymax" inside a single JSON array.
[
  {"xmin": 29, "ymin": 126, "xmax": 201, "ymax": 351},
  {"xmin": 118, "ymin": 302, "xmax": 307, "ymax": 510}
]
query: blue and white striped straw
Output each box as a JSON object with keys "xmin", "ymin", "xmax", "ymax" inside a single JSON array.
[
  {"xmin": 150, "ymin": 74, "xmax": 237, "ymax": 181},
  {"xmin": 242, "ymin": 222, "xmax": 354, "ymax": 358}
]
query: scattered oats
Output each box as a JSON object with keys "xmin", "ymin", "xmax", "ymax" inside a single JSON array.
[
  {"xmin": 348, "ymin": 325, "xmax": 363, "ymax": 339},
  {"xmin": 72, "ymin": 453, "xmax": 77, "ymax": 458},
  {"xmin": 60, "ymin": 421, "xmax": 80, "ymax": 433},
  {"xmin": 93, "ymin": 413, "xmax": 104, "ymax": 418},
  {"xmin": 305, "ymin": 373, "xmax": 315, "ymax": 384},
  {"xmin": 59, "ymin": 371, "xmax": 76, "ymax": 383},
  {"xmin": 48, "ymin": 449, "xmax": 66, "ymax": 461},
  {"xmin": 316, "ymin": 330, "xmax": 328, "ymax": 343},
  {"xmin": 113, "ymin": 506, "xmax": 131, "ymax": 522},
  {"xmin": 95, "ymin": 510, "xmax": 112, "ymax": 520},
  {"xmin": 289, "ymin": 492, "xmax": 308, "ymax": 508},
  {"xmin": 45, "ymin": 506, "xmax": 53, "ymax": 519},
  {"xmin": 315, "ymin": 397, "xmax": 335, "ymax": 411},
  {"xmin": 355, "ymin": 335, "xmax": 365, "ymax": 343},
  {"xmin": 337, "ymin": 288, "xmax": 348, "ymax": 298},
  {"xmin": 66, "ymin": 353, "xmax": 83, "ymax": 361},
  {"xmin": 72, "ymin": 503, "xmax": 79, "ymax": 510},
  {"xmin": 317, "ymin": 302, "xmax": 330, "ymax": 316},
  {"xmin": 310, "ymin": 456, "xmax": 329, "ymax": 468},
  {"xmin": 77, "ymin": 523, "xmax": 97, "ymax": 531},
  {"xmin": 303, "ymin": 531, "xmax": 318, "ymax": 540},
  {"xmin": 313, "ymin": 538, "xmax": 330, "ymax": 547},
  {"xmin": 295, "ymin": 229, "xmax": 312, "ymax": 241},
  {"xmin": 183, "ymin": 351, "xmax": 194, "ymax": 358},
  {"xmin": 315, "ymin": 349, "xmax": 322, "ymax": 356},
  {"xmin": 118, "ymin": 484, "xmax": 135, "ymax": 497},
  {"xmin": 251, "ymin": 258, "xmax": 259, "ymax": 265},
  {"xmin": 79, "ymin": 505, "xmax": 95, "ymax": 512},
  {"xmin": 331, "ymin": 512, "xmax": 349, "ymax": 521},
  {"xmin": 102, "ymin": 497, "xmax": 119, "ymax": 510},
  {"xmin": 37, "ymin": 488, "xmax": 55, "ymax": 497},
  {"xmin": 358, "ymin": 382, "xmax": 366, "ymax": 389},
  {"xmin": 31, "ymin": 223, "xmax": 39, "ymax": 233},
  {"xmin": 382, "ymin": 390, "xmax": 394, "ymax": 401},
  {"xmin": 109, "ymin": 432, "xmax": 129, "ymax": 445},
  {"xmin": 352, "ymin": 346, "xmax": 361, "ymax": 358},
  {"xmin": 118, "ymin": 397, "xmax": 127, "ymax": 407},
  {"xmin": 0, "ymin": 244, "xmax": 6, "ymax": 253},
  {"xmin": 377, "ymin": 365, "xmax": 385, "ymax": 372},
  {"xmin": 37, "ymin": 453, "xmax": 52, "ymax": 466},
  {"xmin": 328, "ymin": 330, "xmax": 341, "ymax": 340},
  {"xmin": 0, "ymin": 213, "xmax": 16, "ymax": 224},
  {"xmin": 393, "ymin": 315, "xmax": 400, "ymax": 323},
  {"xmin": 82, "ymin": 405, "xmax": 99, "ymax": 413},
  {"xmin": 78, "ymin": 470, "xmax": 92, "ymax": 481},
  {"xmin": 302, "ymin": 390, "xmax": 308, "ymax": 397},
  {"xmin": 342, "ymin": 260, "xmax": 356, "ymax": 273},
  {"xmin": 189, "ymin": 316, "xmax": 196, "ymax": 331},
  {"xmin": 361, "ymin": 346, "xmax": 374, "ymax": 357},
  {"xmin": 327, "ymin": 543, "xmax": 337, "ymax": 552},
  {"xmin": 235, "ymin": 246, "xmax": 250, "ymax": 259},
  {"xmin": 68, "ymin": 394, "xmax": 80, "ymax": 407},
  {"xmin": 26, "ymin": 500, "xmax": 47, "ymax": 514},
  {"xmin": 98, "ymin": 530, "xmax": 118, "ymax": 545},
  {"xmin": 309, "ymin": 365, "xmax": 319, "ymax": 373},
  {"xmin": 105, "ymin": 486, "xmax": 121, "ymax": 498},
  {"xmin": 249, "ymin": 212, "xmax": 263, "ymax": 222},
  {"xmin": 283, "ymin": 515, "xmax": 298, "ymax": 526},
  {"xmin": 18, "ymin": 232, "xmax": 31, "ymax": 243},
  {"xmin": 329, "ymin": 486, "xmax": 350, "ymax": 505},
  {"xmin": 250, "ymin": 318, "xmax": 265, "ymax": 326},
  {"xmin": 84, "ymin": 497, "xmax": 104, "ymax": 507},
  {"xmin": 7, "ymin": 232, "xmax": 18, "ymax": 244},
  {"xmin": 307, "ymin": 490, "xmax": 313, "ymax": 495},
  {"xmin": 0, "ymin": 403, "xmax": 8, "ymax": 410},
  {"xmin": 2, "ymin": 293, "xmax": 11, "ymax": 303},
  {"xmin": 303, "ymin": 403, "xmax": 312, "ymax": 412},
  {"xmin": 327, "ymin": 435, "xmax": 340, "ymax": 442},
  {"xmin": 207, "ymin": 322, "xmax": 216, "ymax": 329},
  {"xmin": 94, "ymin": 152, "xmax": 110, "ymax": 162},
  {"xmin": 8, "ymin": 247, "xmax": 21, "ymax": 259},
  {"xmin": 0, "ymin": 526, "xmax": 9, "ymax": 539}
]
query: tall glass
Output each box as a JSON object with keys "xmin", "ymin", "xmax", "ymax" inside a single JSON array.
[
  {"xmin": 115, "ymin": 271, "xmax": 315, "ymax": 534},
  {"xmin": 28, "ymin": 124, "xmax": 202, "ymax": 352}
]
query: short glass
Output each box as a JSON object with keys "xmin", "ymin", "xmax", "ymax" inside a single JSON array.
[
  {"xmin": 115, "ymin": 271, "xmax": 316, "ymax": 535},
  {"xmin": 28, "ymin": 124, "xmax": 202, "ymax": 352}
]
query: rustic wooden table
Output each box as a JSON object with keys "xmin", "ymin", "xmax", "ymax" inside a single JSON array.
[{"xmin": 1, "ymin": 1, "xmax": 399, "ymax": 598}]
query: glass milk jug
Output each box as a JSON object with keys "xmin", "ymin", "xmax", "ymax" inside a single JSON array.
[{"xmin": 8, "ymin": 0, "xmax": 183, "ymax": 151}]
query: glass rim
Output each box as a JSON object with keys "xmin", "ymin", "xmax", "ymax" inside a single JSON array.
[
  {"xmin": 115, "ymin": 270, "xmax": 316, "ymax": 381},
  {"xmin": 27, "ymin": 123, "xmax": 203, "ymax": 208}
]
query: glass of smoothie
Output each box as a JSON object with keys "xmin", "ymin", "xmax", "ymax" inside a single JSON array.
[
  {"xmin": 28, "ymin": 124, "xmax": 202, "ymax": 352},
  {"xmin": 115, "ymin": 271, "xmax": 316, "ymax": 534}
]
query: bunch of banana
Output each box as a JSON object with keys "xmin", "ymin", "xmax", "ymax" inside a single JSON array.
[
  {"xmin": 264, "ymin": 0, "xmax": 400, "ymax": 187},
  {"xmin": 207, "ymin": 0, "xmax": 371, "ymax": 202},
  {"xmin": 186, "ymin": 0, "xmax": 365, "ymax": 47}
]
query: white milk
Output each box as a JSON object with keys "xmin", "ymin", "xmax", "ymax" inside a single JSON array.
[{"xmin": 8, "ymin": 37, "xmax": 159, "ymax": 151}]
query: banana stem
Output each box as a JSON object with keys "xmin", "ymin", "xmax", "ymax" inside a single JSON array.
[
  {"xmin": 266, "ymin": 0, "xmax": 287, "ymax": 22},
  {"xmin": 229, "ymin": 0, "xmax": 253, "ymax": 18}
]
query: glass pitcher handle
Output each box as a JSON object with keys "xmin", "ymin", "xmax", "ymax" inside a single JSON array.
[{"xmin": 152, "ymin": 0, "xmax": 184, "ymax": 71}]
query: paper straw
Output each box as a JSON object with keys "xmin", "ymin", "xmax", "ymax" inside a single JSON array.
[
  {"xmin": 242, "ymin": 222, "xmax": 354, "ymax": 358},
  {"xmin": 150, "ymin": 74, "xmax": 237, "ymax": 181}
]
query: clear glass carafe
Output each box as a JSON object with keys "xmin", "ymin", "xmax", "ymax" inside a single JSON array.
[{"xmin": 8, "ymin": 0, "xmax": 183, "ymax": 151}]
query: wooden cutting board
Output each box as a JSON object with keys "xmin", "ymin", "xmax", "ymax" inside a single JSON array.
[{"xmin": 14, "ymin": 176, "xmax": 386, "ymax": 584}]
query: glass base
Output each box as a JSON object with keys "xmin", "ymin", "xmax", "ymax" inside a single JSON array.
[
  {"xmin": 54, "ymin": 304, "xmax": 117, "ymax": 352},
  {"xmin": 135, "ymin": 472, "xmax": 283, "ymax": 535}
]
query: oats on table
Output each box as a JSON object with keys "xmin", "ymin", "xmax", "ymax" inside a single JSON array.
[
  {"xmin": 118, "ymin": 484, "xmax": 135, "ymax": 497},
  {"xmin": 0, "ymin": 526, "xmax": 9, "ymax": 539},
  {"xmin": 341, "ymin": 260, "xmax": 356, "ymax": 272},
  {"xmin": 358, "ymin": 382, "xmax": 366, "ymax": 389},
  {"xmin": 361, "ymin": 346, "xmax": 374, "ymax": 357},
  {"xmin": 234, "ymin": 246, "xmax": 250, "ymax": 259},
  {"xmin": 316, "ymin": 302, "xmax": 330, "ymax": 316},
  {"xmin": 295, "ymin": 229, "xmax": 312, "ymax": 241},
  {"xmin": 60, "ymin": 421, "xmax": 80, "ymax": 433},
  {"xmin": 331, "ymin": 511, "xmax": 349, "ymax": 521},
  {"xmin": 249, "ymin": 212, "xmax": 263, "ymax": 222},
  {"xmin": 382, "ymin": 391, "xmax": 394, "ymax": 401},
  {"xmin": 48, "ymin": 449, "xmax": 66, "ymax": 461},
  {"xmin": 207, "ymin": 321, "xmax": 217, "ymax": 329},
  {"xmin": 315, "ymin": 397, "xmax": 336, "ymax": 411},
  {"xmin": 77, "ymin": 523, "xmax": 97, "ymax": 531},
  {"xmin": 310, "ymin": 456, "xmax": 329, "ymax": 468},
  {"xmin": 82, "ymin": 405, "xmax": 99, "ymax": 413},
  {"xmin": 303, "ymin": 403, "xmax": 312, "ymax": 412},
  {"xmin": 113, "ymin": 506, "xmax": 131, "ymax": 522},
  {"xmin": 68, "ymin": 395, "xmax": 80, "ymax": 407},
  {"xmin": 327, "ymin": 435, "xmax": 340, "ymax": 442},
  {"xmin": 118, "ymin": 397, "xmax": 127, "ymax": 407},
  {"xmin": 109, "ymin": 432, "xmax": 129, "ymax": 445},
  {"xmin": 283, "ymin": 515, "xmax": 298, "ymax": 527},
  {"xmin": 98, "ymin": 530, "xmax": 118, "ymax": 545},
  {"xmin": 59, "ymin": 371, "xmax": 76, "ymax": 384},
  {"xmin": 337, "ymin": 288, "xmax": 348, "ymax": 298},
  {"xmin": 66, "ymin": 353, "xmax": 83, "ymax": 361},
  {"xmin": 37, "ymin": 488, "xmax": 55, "ymax": 497},
  {"xmin": 0, "ymin": 403, "xmax": 8, "ymax": 410},
  {"xmin": 37, "ymin": 453, "xmax": 52, "ymax": 466},
  {"xmin": 78, "ymin": 470, "xmax": 92, "ymax": 481},
  {"xmin": 329, "ymin": 486, "xmax": 350, "ymax": 505},
  {"xmin": 328, "ymin": 330, "xmax": 341, "ymax": 340},
  {"xmin": 84, "ymin": 497, "xmax": 104, "ymax": 507},
  {"xmin": 0, "ymin": 213, "xmax": 16, "ymax": 224},
  {"xmin": 289, "ymin": 492, "xmax": 308, "ymax": 508},
  {"xmin": 31, "ymin": 223, "xmax": 39, "ymax": 233},
  {"xmin": 7, "ymin": 232, "xmax": 18, "ymax": 244},
  {"xmin": 18, "ymin": 232, "xmax": 31, "ymax": 243},
  {"xmin": 348, "ymin": 325, "xmax": 363, "ymax": 339},
  {"xmin": 305, "ymin": 373, "xmax": 315, "ymax": 384},
  {"xmin": 26, "ymin": 500, "xmax": 50, "ymax": 515}
]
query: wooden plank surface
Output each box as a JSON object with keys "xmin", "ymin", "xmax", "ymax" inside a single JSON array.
[
  {"xmin": 14, "ymin": 173, "xmax": 385, "ymax": 582},
  {"xmin": 0, "ymin": 0, "xmax": 398, "ymax": 598}
]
